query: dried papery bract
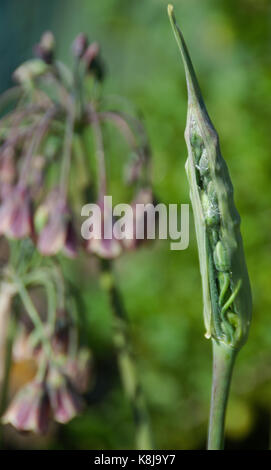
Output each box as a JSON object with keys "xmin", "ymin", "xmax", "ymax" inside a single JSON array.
[{"xmin": 168, "ymin": 5, "xmax": 252, "ymax": 449}]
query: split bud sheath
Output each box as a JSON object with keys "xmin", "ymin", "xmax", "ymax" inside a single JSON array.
[{"xmin": 168, "ymin": 5, "xmax": 252, "ymax": 350}]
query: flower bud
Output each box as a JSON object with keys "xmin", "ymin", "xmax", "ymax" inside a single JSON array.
[
  {"xmin": 214, "ymin": 240, "xmax": 231, "ymax": 273},
  {"xmin": 83, "ymin": 42, "xmax": 99, "ymax": 67},
  {"xmin": 83, "ymin": 43, "xmax": 105, "ymax": 82},
  {"xmin": 72, "ymin": 33, "xmax": 88, "ymax": 59},
  {"xmin": 201, "ymin": 192, "xmax": 220, "ymax": 228},
  {"xmin": 34, "ymin": 31, "xmax": 55, "ymax": 64}
]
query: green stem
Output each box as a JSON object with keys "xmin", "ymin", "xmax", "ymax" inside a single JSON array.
[
  {"xmin": 15, "ymin": 279, "xmax": 51, "ymax": 358},
  {"xmin": 60, "ymin": 105, "xmax": 75, "ymax": 198},
  {"xmin": 24, "ymin": 272, "xmax": 57, "ymax": 331},
  {"xmin": 101, "ymin": 262, "xmax": 153, "ymax": 450},
  {"xmin": 208, "ymin": 339, "xmax": 237, "ymax": 450}
]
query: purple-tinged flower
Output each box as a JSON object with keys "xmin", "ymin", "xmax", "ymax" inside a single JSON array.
[
  {"xmin": 87, "ymin": 236, "xmax": 121, "ymax": 259},
  {"xmin": 72, "ymin": 33, "xmax": 88, "ymax": 59},
  {"xmin": 122, "ymin": 188, "xmax": 153, "ymax": 251},
  {"xmin": 2, "ymin": 380, "xmax": 50, "ymax": 434},
  {"xmin": 34, "ymin": 31, "xmax": 55, "ymax": 65},
  {"xmin": 83, "ymin": 42, "xmax": 99, "ymax": 68},
  {"xmin": 65, "ymin": 348, "xmax": 91, "ymax": 394},
  {"xmin": 50, "ymin": 310, "xmax": 71, "ymax": 355},
  {"xmin": 0, "ymin": 184, "xmax": 33, "ymax": 239},
  {"xmin": 85, "ymin": 199, "xmax": 122, "ymax": 259},
  {"xmin": 83, "ymin": 42, "xmax": 105, "ymax": 82},
  {"xmin": 47, "ymin": 367, "xmax": 83, "ymax": 424},
  {"xmin": 37, "ymin": 193, "xmax": 77, "ymax": 258},
  {"xmin": 62, "ymin": 220, "xmax": 77, "ymax": 258},
  {"xmin": 0, "ymin": 182, "xmax": 13, "ymax": 202}
]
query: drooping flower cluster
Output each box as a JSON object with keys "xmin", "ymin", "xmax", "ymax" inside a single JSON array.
[
  {"xmin": 0, "ymin": 28, "xmax": 153, "ymax": 437},
  {"xmin": 0, "ymin": 29, "xmax": 153, "ymax": 261}
]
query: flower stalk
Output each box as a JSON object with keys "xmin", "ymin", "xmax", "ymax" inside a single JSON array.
[{"xmin": 208, "ymin": 340, "xmax": 236, "ymax": 449}]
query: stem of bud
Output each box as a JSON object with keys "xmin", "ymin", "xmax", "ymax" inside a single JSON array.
[{"xmin": 208, "ymin": 340, "xmax": 236, "ymax": 449}]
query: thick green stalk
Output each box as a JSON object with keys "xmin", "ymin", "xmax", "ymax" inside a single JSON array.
[
  {"xmin": 101, "ymin": 262, "xmax": 152, "ymax": 450},
  {"xmin": 208, "ymin": 340, "xmax": 236, "ymax": 449}
]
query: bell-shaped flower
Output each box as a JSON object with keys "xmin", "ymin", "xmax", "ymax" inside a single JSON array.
[
  {"xmin": 0, "ymin": 184, "xmax": 33, "ymax": 239},
  {"xmin": 47, "ymin": 366, "xmax": 82, "ymax": 424},
  {"xmin": 65, "ymin": 348, "xmax": 91, "ymax": 394},
  {"xmin": 85, "ymin": 198, "xmax": 122, "ymax": 259},
  {"xmin": 122, "ymin": 188, "xmax": 153, "ymax": 251},
  {"xmin": 2, "ymin": 380, "xmax": 50, "ymax": 434},
  {"xmin": 37, "ymin": 192, "xmax": 77, "ymax": 258}
]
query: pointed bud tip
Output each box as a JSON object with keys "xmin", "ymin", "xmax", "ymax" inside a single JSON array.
[{"xmin": 167, "ymin": 4, "xmax": 174, "ymax": 17}]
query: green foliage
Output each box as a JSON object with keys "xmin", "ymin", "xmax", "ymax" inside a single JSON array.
[{"xmin": 2, "ymin": 0, "xmax": 271, "ymax": 449}]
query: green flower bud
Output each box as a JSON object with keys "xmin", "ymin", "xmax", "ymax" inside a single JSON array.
[{"xmin": 214, "ymin": 241, "xmax": 230, "ymax": 272}]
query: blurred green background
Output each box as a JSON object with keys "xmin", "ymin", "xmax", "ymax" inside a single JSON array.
[{"xmin": 1, "ymin": 0, "xmax": 271, "ymax": 450}]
